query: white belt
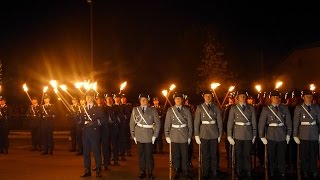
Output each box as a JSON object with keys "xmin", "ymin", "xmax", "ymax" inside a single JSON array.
[
  {"xmin": 269, "ymin": 123, "xmax": 284, "ymax": 127},
  {"xmin": 137, "ymin": 123, "xmax": 154, "ymax": 128},
  {"xmin": 202, "ymin": 121, "xmax": 216, "ymax": 125},
  {"xmin": 301, "ymin": 121, "xmax": 317, "ymax": 125},
  {"xmin": 172, "ymin": 124, "xmax": 187, "ymax": 128},
  {"xmin": 235, "ymin": 122, "xmax": 251, "ymax": 126}
]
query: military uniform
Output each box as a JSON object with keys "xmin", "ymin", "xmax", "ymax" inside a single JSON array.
[
  {"xmin": 165, "ymin": 92, "xmax": 193, "ymax": 179},
  {"xmin": 0, "ymin": 98, "xmax": 12, "ymax": 154},
  {"xmin": 121, "ymin": 94, "xmax": 133, "ymax": 156},
  {"xmin": 194, "ymin": 100, "xmax": 223, "ymax": 178},
  {"xmin": 130, "ymin": 93, "xmax": 161, "ymax": 179},
  {"xmin": 152, "ymin": 98, "xmax": 164, "ymax": 153},
  {"xmin": 40, "ymin": 95, "xmax": 56, "ymax": 155},
  {"xmin": 227, "ymin": 91, "xmax": 257, "ymax": 177},
  {"xmin": 26, "ymin": 100, "xmax": 42, "ymax": 151},
  {"xmin": 258, "ymin": 91, "xmax": 292, "ymax": 176},
  {"xmin": 293, "ymin": 90, "xmax": 320, "ymax": 178},
  {"xmin": 67, "ymin": 102, "xmax": 80, "ymax": 152}
]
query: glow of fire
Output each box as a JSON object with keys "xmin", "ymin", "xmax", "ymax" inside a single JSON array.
[{"xmin": 211, "ymin": 83, "xmax": 221, "ymax": 90}]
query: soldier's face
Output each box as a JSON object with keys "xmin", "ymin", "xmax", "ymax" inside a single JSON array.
[
  {"xmin": 80, "ymin": 99, "xmax": 86, "ymax": 105},
  {"xmin": 140, "ymin": 98, "xmax": 148, "ymax": 106},
  {"xmin": 72, "ymin": 100, "xmax": 78, "ymax": 105},
  {"xmin": 174, "ymin": 97, "xmax": 183, "ymax": 106},
  {"xmin": 203, "ymin": 94, "xmax": 213, "ymax": 103},
  {"xmin": 106, "ymin": 97, "xmax": 113, "ymax": 105},
  {"xmin": 115, "ymin": 97, "xmax": 121, "ymax": 104},
  {"xmin": 32, "ymin": 99, "xmax": 38, "ymax": 105},
  {"xmin": 121, "ymin": 98, "xmax": 127, "ymax": 104},
  {"xmin": 153, "ymin": 100, "xmax": 159, "ymax": 106},
  {"xmin": 303, "ymin": 95, "xmax": 313, "ymax": 104},
  {"xmin": 96, "ymin": 98, "xmax": 104, "ymax": 105},
  {"xmin": 237, "ymin": 95, "xmax": 247, "ymax": 103},
  {"xmin": 270, "ymin": 96, "xmax": 281, "ymax": 105},
  {"xmin": 86, "ymin": 96, "xmax": 93, "ymax": 103},
  {"xmin": 44, "ymin": 98, "xmax": 50, "ymax": 104}
]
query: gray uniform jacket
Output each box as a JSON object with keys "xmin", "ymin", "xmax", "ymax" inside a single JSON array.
[
  {"xmin": 130, "ymin": 106, "xmax": 161, "ymax": 143},
  {"xmin": 227, "ymin": 104, "xmax": 257, "ymax": 140},
  {"xmin": 164, "ymin": 106, "xmax": 193, "ymax": 143},
  {"xmin": 258, "ymin": 104, "xmax": 292, "ymax": 141},
  {"xmin": 194, "ymin": 103, "xmax": 223, "ymax": 140},
  {"xmin": 293, "ymin": 103, "xmax": 320, "ymax": 140}
]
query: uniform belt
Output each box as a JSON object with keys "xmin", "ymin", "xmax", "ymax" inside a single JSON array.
[
  {"xmin": 301, "ymin": 121, "xmax": 316, "ymax": 125},
  {"xmin": 202, "ymin": 121, "xmax": 216, "ymax": 125},
  {"xmin": 235, "ymin": 122, "xmax": 251, "ymax": 126},
  {"xmin": 137, "ymin": 123, "xmax": 154, "ymax": 128},
  {"xmin": 172, "ymin": 124, "xmax": 187, "ymax": 128},
  {"xmin": 269, "ymin": 123, "xmax": 284, "ymax": 127}
]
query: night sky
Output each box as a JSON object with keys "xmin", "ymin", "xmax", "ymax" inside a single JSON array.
[{"xmin": 1, "ymin": 1, "xmax": 320, "ymax": 103}]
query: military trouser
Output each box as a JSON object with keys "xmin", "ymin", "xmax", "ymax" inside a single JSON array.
[
  {"xmin": 137, "ymin": 142, "xmax": 154, "ymax": 172},
  {"xmin": 41, "ymin": 119, "xmax": 54, "ymax": 153},
  {"xmin": 110, "ymin": 123, "xmax": 119, "ymax": 161},
  {"xmin": 125, "ymin": 122, "xmax": 132, "ymax": 154},
  {"xmin": 300, "ymin": 140, "xmax": 318, "ymax": 175},
  {"xmin": 172, "ymin": 142, "xmax": 189, "ymax": 172},
  {"xmin": 267, "ymin": 140, "xmax": 287, "ymax": 174},
  {"xmin": 101, "ymin": 125, "xmax": 110, "ymax": 166},
  {"xmin": 201, "ymin": 138, "xmax": 218, "ymax": 174},
  {"xmin": 0, "ymin": 124, "xmax": 9, "ymax": 152},
  {"xmin": 235, "ymin": 139, "xmax": 252, "ymax": 173},
  {"xmin": 153, "ymin": 120, "xmax": 164, "ymax": 152},
  {"xmin": 30, "ymin": 120, "xmax": 42, "ymax": 149},
  {"xmin": 119, "ymin": 123, "xmax": 127, "ymax": 157},
  {"xmin": 76, "ymin": 124, "xmax": 83, "ymax": 153},
  {"xmin": 82, "ymin": 125, "xmax": 101, "ymax": 169},
  {"xmin": 70, "ymin": 122, "xmax": 77, "ymax": 150}
]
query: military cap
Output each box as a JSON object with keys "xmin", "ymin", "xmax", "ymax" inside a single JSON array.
[
  {"xmin": 291, "ymin": 90, "xmax": 301, "ymax": 98},
  {"xmin": 153, "ymin": 97, "xmax": 159, "ymax": 101},
  {"xmin": 79, "ymin": 95, "xmax": 86, "ymax": 100},
  {"xmin": 113, "ymin": 93, "xmax": 121, "ymax": 99},
  {"xmin": 202, "ymin": 90, "xmax": 213, "ymax": 97},
  {"xmin": 85, "ymin": 90, "xmax": 95, "ymax": 97},
  {"xmin": 301, "ymin": 89, "xmax": 313, "ymax": 96},
  {"xmin": 121, "ymin": 94, "xmax": 127, "ymax": 98},
  {"xmin": 31, "ymin": 96, "xmax": 39, "ymax": 101},
  {"xmin": 105, "ymin": 94, "xmax": 113, "ymax": 98},
  {"xmin": 43, "ymin": 93, "xmax": 51, "ymax": 99},
  {"xmin": 236, "ymin": 90, "xmax": 248, "ymax": 96},
  {"xmin": 138, "ymin": 93, "xmax": 150, "ymax": 101},
  {"xmin": 270, "ymin": 90, "xmax": 281, "ymax": 97},
  {"xmin": 173, "ymin": 92, "xmax": 185, "ymax": 99},
  {"xmin": 96, "ymin": 93, "xmax": 105, "ymax": 99}
]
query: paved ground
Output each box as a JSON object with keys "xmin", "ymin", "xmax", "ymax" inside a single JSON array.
[{"xmin": 0, "ymin": 134, "xmax": 307, "ymax": 180}]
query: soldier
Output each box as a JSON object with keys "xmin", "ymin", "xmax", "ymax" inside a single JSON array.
[
  {"xmin": 130, "ymin": 93, "xmax": 161, "ymax": 179},
  {"xmin": 26, "ymin": 97, "xmax": 42, "ymax": 151},
  {"xmin": 258, "ymin": 90, "xmax": 292, "ymax": 178},
  {"xmin": 152, "ymin": 97, "xmax": 164, "ymax": 154},
  {"xmin": 223, "ymin": 94, "xmax": 235, "ymax": 166},
  {"xmin": 120, "ymin": 94, "xmax": 133, "ymax": 157},
  {"xmin": 293, "ymin": 90, "xmax": 320, "ymax": 179},
  {"xmin": 0, "ymin": 96, "xmax": 12, "ymax": 154},
  {"xmin": 165, "ymin": 92, "xmax": 193, "ymax": 179},
  {"xmin": 76, "ymin": 96, "xmax": 86, "ymax": 156},
  {"xmin": 40, "ymin": 94, "xmax": 55, "ymax": 155},
  {"xmin": 67, "ymin": 97, "xmax": 80, "ymax": 152},
  {"xmin": 227, "ymin": 90, "xmax": 257, "ymax": 178},
  {"xmin": 105, "ymin": 93, "xmax": 120, "ymax": 166},
  {"xmin": 194, "ymin": 90, "xmax": 223, "ymax": 179},
  {"xmin": 80, "ymin": 90, "xmax": 104, "ymax": 178}
]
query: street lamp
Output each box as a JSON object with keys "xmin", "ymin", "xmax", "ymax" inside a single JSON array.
[{"xmin": 87, "ymin": 0, "xmax": 94, "ymax": 80}]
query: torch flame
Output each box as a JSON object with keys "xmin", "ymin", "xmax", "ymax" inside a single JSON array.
[
  {"xmin": 169, "ymin": 84, "xmax": 176, "ymax": 91},
  {"xmin": 75, "ymin": 82, "xmax": 83, "ymax": 89},
  {"xmin": 228, "ymin": 86, "xmax": 235, "ymax": 92},
  {"xmin": 59, "ymin": 85, "xmax": 67, "ymax": 92},
  {"xmin": 23, "ymin": 84, "xmax": 28, "ymax": 92},
  {"xmin": 310, "ymin": 84, "xmax": 316, "ymax": 91},
  {"xmin": 162, "ymin": 90, "xmax": 168, "ymax": 97},
  {"xmin": 50, "ymin": 80, "xmax": 58, "ymax": 89},
  {"xmin": 120, "ymin": 81, "xmax": 127, "ymax": 91},
  {"xmin": 275, "ymin": 81, "xmax": 283, "ymax": 89},
  {"xmin": 92, "ymin": 82, "xmax": 97, "ymax": 91},
  {"xmin": 43, "ymin": 86, "xmax": 48, "ymax": 93},
  {"xmin": 211, "ymin": 83, "xmax": 221, "ymax": 90},
  {"xmin": 54, "ymin": 88, "xmax": 58, "ymax": 94},
  {"xmin": 255, "ymin": 85, "xmax": 261, "ymax": 92}
]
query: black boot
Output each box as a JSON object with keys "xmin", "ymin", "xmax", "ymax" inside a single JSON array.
[
  {"xmin": 80, "ymin": 168, "xmax": 91, "ymax": 177},
  {"xmin": 201, "ymin": 171, "xmax": 209, "ymax": 180},
  {"xmin": 138, "ymin": 171, "xmax": 146, "ymax": 179},
  {"xmin": 96, "ymin": 167, "xmax": 102, "ymax": 178},
  {"xmin": 172, "ymin": 169, "xmax": 179, "ymax": 179},
  {"xmin": 148, "ymin": 171, "xmax": 154, "ymax": 180}
]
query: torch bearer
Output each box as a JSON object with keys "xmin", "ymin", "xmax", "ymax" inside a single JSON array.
[
  {"xmin": 22, "ymin": 84, "xmax": 33, "ymax": 103},
  {"xmin": 221, "ymin": 86, "xmax": 235, "ymax": 108},
  {"xmin": 40, "ymin": 86, "xmax": 49, "ymax": 106}
]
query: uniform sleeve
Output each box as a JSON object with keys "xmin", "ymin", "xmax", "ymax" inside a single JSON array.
[
  {"xmin": 193, "ymin": 106, "xmax": 201, "ymax": 136},
  {"xmin": 217, "ymin": 107, "xmax": 223, "ymax": 137},
  {"xmin": 227, "ymin": 106, "xmax": 235, "ymax": 137},
  {"xmin": 258, "ymin": 107, "xmax": 267, "ymax": 138},
  {"xmin": 187, "ymin": 109, "xmax": 193, "ymax": 138},
  {"xmin": 129, "ymin": 108, "xmax": 136, "ymax": 138},
  {"xmin": 152, "ymin": 109, "xmax": 161, "ymax": 138},
  {"xmin": 284, "ymin": 106, "xmax": 292, "ymax": 136},
  {"xmin": 316, "ymin": 105, "xmax": 320, "ymax": 134},
  {"xmin": 251, "ymin": 106, "xmax": 257, "ymax": 137},
  {"xmin": 164, "ymin": 109, "xmax": 172, "ymax": 138},
  {"xmin": 293, "ymin": 106, "xmax": 301, "ymax": 137}
]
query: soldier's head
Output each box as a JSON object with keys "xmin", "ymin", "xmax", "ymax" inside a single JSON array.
[
  {"xmin": 302, "ymin": 90, "xmax": 313, "ymax": 104},
  {"xmin": 79, "ymin": 96, "xmax": 86, "ymax": 105},
  {"xmin": 228, "ymin": 93, "xmax": 235, "ymax": 105},
  {"xmin": 173, "ymin": 92, "xmax": 184, "ymax": 106},
  {"xmin": 105, "ymin": 94, "xmax": 114, "ymax": 106},
  {"xmin": 139, "ymin": 93, "xmax": 150, "ymax": 106},
  {"xmin": 95, "ymin": 93, "xmax": 105, "ymax": 106},
  {"xmin": 113, "ymin": 94, "xmax": 121, "ymax": 104},
  {"xmin": 85, "ymin": 91, "xmax": 95, "ymax": 104},
  {"xmin": 71, "ymin": 97, "xmax": 78, "ymax": 105},
  {"xmin": 31, "ymin": 97, "xmax": 38, "ymax": 105},
  {"xmin": 236, "ymin": 90, "xmax": 248, "ymax": 104},
  {"xmin": 247, "ymin": 96, "xmax": 255, "ymax": 105},
  {"xmin": 270, "ymin": 90, "xmax": 281, "ymax": 105},
  {"xmin": 153, "ymin": 97, "xmax": 159, "ymax": 106},
  {"xmin": 202, "ymin": 90, "xmax": 213, "ymax": 104},
  {"xmin": 43, "ymin": 94, "xmax": 50, "ymax": 104},
  {"xmin": 121, "ymin": 94, "xmax": 127, "ymax": 104}
]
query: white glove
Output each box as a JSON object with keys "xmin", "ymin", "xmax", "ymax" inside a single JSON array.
[
  {"xmin": 218, "ymin": 136, "xmax": 221, "ymax": 143},
  {"xmin": 188, "ymin": 138, "xmax": 191, "ymax": 145},
  {"xmin": 252, "ymin": 136, "xmax": 256, "ymax": 144},
  {"xmin": 293, "ymin": 137, "xmax": 300, "ymax": 144},
  {"xmin": 152, "ymin": 136, "xmax": 156, "ymax": 144},
  {"xmin": 195, "ymin": 136, "xmax": 201, "ymax": 145},
  {"xmin": 260, "ymin": 137, "xmax": 268, "ymax": 145},
  {"xmin": 227, "ymin": 136, "xmax": 235, "ymax": 145},
  {"xmin": 286, "ymin": 135, "xmax": 290, "ymax": 144},
  {"xmin": 166, "ymin": 137, "xmax": 171, "ymax": 144},
  {"xmin": 133, "ymin": 137, "xmax": 137, "ymax": 144}
]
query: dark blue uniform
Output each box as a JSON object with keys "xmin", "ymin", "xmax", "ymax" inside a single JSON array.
[
  {"xmin": 0, "ymin": 104, "xmax": 12, "ymax": 154},
  {"xmin": 26, "ymin": 104, "xmax": 42, "ymax": 151},
  {"xmin": 40, "ymin": 104, "xmax": 55, "ymax": 155},
  {"xmin": 67, "ymin": 104, "xmax": 80, "ymax": 152},
  {"xmin": 108, "ymin": 105, "xmax": 120, "ymax": 165}
]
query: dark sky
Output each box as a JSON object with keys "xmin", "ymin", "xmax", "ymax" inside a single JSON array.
[{"xmin": 1, "ymin": 1, "xmax": 320, "ymax": 103}]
